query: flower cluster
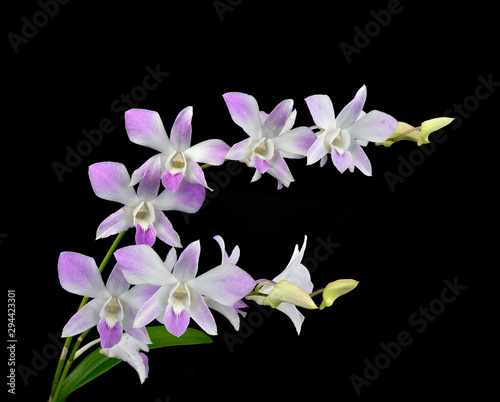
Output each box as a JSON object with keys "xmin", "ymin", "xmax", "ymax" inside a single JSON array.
[{"xmin": 56, "ymin": 86, "xmax": 395, "ymax": 386}]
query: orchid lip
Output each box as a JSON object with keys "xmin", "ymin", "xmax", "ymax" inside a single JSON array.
[
  {"xmin": 168, "ymin": 282, "xmax": 191, "ymax": 316},
  {"xmin": 252, "ymin": 138, "xmax": 274, "ymax": 160},
  {"xmin": 132, "ymin": 201, "xmax": 155, "ymax": 231},
  {"xmin": 166, "ymin": 150, "xmax": 187, "ymax": 174},
  {"xmin": 100, "ymin": 296, "xmax": 124, "ymax": 328}
]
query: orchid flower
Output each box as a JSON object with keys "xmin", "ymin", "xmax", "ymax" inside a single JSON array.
[
  {"xmin": 125, "ymin": 107, "xmax": 230, "ymax": 191},
  {"xmin": 223, "ymin": 92, "xmax": 316, "ymax": 189},
  {"xmin": 58, "ymin": 253, "xmax": 158, "ymax": 348},
  {"xmin": 100, "ymin": 333, "xmax": 149, "ymax": 384},
  {"xmin": 114, "ymin": 240, "xmax": 256, "ymax": 337},
  {"xmin": 204, "ymin": 235, "xmax": 248, "ymax": 330},
  {"xmin": 246, "ymin": 236, "xmax": 315, "ymax": 334},
  {"xmin": 89, "ymin": 159, "xmax": 205, "ymax": 247},
  {"xmin": 305, "ymin": 85, "xmax": 398, "ymax": 175}
]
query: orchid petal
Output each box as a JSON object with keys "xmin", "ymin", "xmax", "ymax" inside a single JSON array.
[
  {"xmin": 89, "ymin": 162, "xmax": 138, "ymax": 206},
  {"xmin": 134, "ymin": 285, "xmax": 173, "ymax": 328},
  {"xmin": 61, "ymin": 298, "xmax": 102, "ymax": 337},
  {"xmin": 114, "ymin": 245, "xmax": 177, "ymax": 286},
  {"xmin": 106, "ymin": 264, "xmax": 130, "ymax": 296},
  {"xmin": 97, "ymin": 319, "xmax": 123, "ymax": 348},
  {"xmin": 189, "ymin": 263, "xmax": 255, "ymax": 306},
  {"xmin": 58, "ymin": 252, "xmax": 109, "ymax": 299},
  {"xmin": 164, "ymin": 248, "xmax": 177, "ymax": 272},
  {"xmin": 306, "ymin": 131, "xmax": 330, "ymax": 165},
  {"xmin": 96, "ymin": 206, "xmax": 132, "ymax": 240},
  {"xmin": 99, "ymin": 333, "xmax": 149, "ymax": 384},
  {"xmin": 273, "ymin": 126, "xmax": 316, "ymax": 158},
  {"xmin": 120, "ymin": 285, "xmax": 162, "ymax": 311},
  {"xmin": 331, "ymin": 149, "xmax": 352, "ymax": 173},
  {"xmin": 204, "ymin": 298, "xmax": 241, "ymax": 331},
  {"xmin": 252, "ymin": 154, "xmax": 272, "ymax": 174},
  {"xmin": 305, "ymin": 95, "xmax": 336, "ymax": 131},
  {"xmin": 347, "ymin": 110, "xmax": 398, "ymax": 142},
  {"xmin": 336, "ymin": 85, "xmax": 367, "ymax": 128},
  {"xmin": 130, "ymin": 155, "xmax": 161, "ymax": 187},
  {"xmin": 267, "ymin": 152, "xmax": 294, "ymax": 187},
  {"xmin": 173, "ymin": 240, "xmax": 201, "ymax": 282},
  {"xmin": 151, "ymin": 181, "xmax": 205, "ymax": 213},
  {"xmin": 225, "ymin": 137, "xmax": 253, "ymax": 161},
  {"xmin": 161, "ymin": 171, "xmax": 184, "ymax": 192},
  {"xmin": 261, "ymin": 99, "xmax": 293, "ymax": 139},
  {"xmin": 184, "ymin": 139, "xmax": 230, "ymax": 165},
  {"xmin": 164, "ymin": 305, "xmax": 190, "ymax": 337},
  {"xmin": 169, "ymin": 106, "xmax": 193, "ymax": 151},
  {"xmin": 184, "ymin": 159, "xmax": 210, "ymax": 189},
  {"xmin": 276, "ymin": 303, "xmax": 305, "ymax": 335},
  {"xmin": 213, "ymin": 235, "xmax": 229, "ymax": 264},
  {"xmin": 348, "ymin": 140, "xmax": 372, "ymax": 176},
  {"xmin": 125, "ymin": 108, "xmax": 172, "ymax": 153},
  {"xmin": 121, "ymin": 306, "xmax": 152, "ymax": 349},
  {"xmin": 152, "ymin": 211, "xmax": 182, "ymax": 248},
  {"xmin": 223, "ymin": 92, "xmax": 262, "ymax": 138},
  {"xmin": 136, "ymin": 156, "xmax": 162, "ymax": 200},
  {"xmin": 189, "ymin": 289, "xmax": 218, "ymax": 335},
  {"xmin": 134, "ymin": 224, "xmax": 157, "ymax": 246}
]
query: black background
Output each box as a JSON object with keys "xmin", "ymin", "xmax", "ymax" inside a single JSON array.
[{"xmin": 3, "ymin": 0, "xmax": 495, "ymax": 401}]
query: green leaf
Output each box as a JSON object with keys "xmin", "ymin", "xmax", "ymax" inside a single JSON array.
[
  {"xmin": 57, "ymin": 349, "xmax": 121, "ymax": 401},
  {"xmin": 57, "ymin": 327, "xmax": 212, "ymax": 400},
  {"xmin": 148, "ymin": 325, "xmax": 213, "ymax": 349}
]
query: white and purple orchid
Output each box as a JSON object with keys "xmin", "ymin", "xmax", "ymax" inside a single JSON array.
[
  {"xmin": 204, "ymin": 235, "xmax": 248, "ymax": 330},
  {"xmin": 125, "ymin": 107, "xmax": 230, "ymax": 191},
  {"xmin": 89, "ymin": 159, "xmax": 205, "ymax": 247},
  {"xmin": 305, "ymin": 85, "xmax": 398, "ymax": 175},
  {"xmin": 223, "ymin": 92, "xmax": 317, "ymax": 189},
  {"xmin": 114, "ymin": 240, "xmax": 256, "ymax": 337},
  {"xmin": 100, "ymin": 333, "xmax": 149, "ymax": 384},
  {"xmin": 58, "ymin": 253, "xmax": 158, "ymax": 348},
  {"xmin": 246, "ymin": 236, "xmax": 314, "ymax": 334}
]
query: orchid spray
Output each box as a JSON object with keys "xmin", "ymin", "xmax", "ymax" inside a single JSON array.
[{"xmin": 48, "ymin": 87, "xmax": 452, "ymax": 401}]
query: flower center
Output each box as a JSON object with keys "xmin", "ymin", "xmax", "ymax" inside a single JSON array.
[
  {"xmin": 325, "ymin": 127, "xmax": 350, "ymax": 154},
  {"xmin": 171, "ymin": 152, "xmax": 185, "ymax": 169},
  {"xmin": 102, "ymin": 297, "xmax": 123, "ymax": 328},
  {"xmin": 253, "ymin": 138, "xmax": 274, "ymax": 160},
  {"xmin": 132, "ymin": 201, "xmax": 155, "ymax": 231},
  {"xmin": 169, "ymin": 283, "xmax": 190, "ymax": 316},
  {"xmin": 166, "ymin": 151, "xmax": 187, "ymax": 174}
]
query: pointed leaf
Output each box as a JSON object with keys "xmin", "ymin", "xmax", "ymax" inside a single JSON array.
[{"xmin": 57, "ymin": 327, "xmax": 211, "ymax": 400}]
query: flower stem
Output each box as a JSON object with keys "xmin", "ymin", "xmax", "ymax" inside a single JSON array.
[
  {"xmin": 200, "ymin": 158, "xmax": 228, "ymax": 170},
  {"xmin": 49, "ymin": 231, "xmax": 127, "ymax": 402},
  {"xmin": 309, "ymin": 288, "xmax": 325, "ymax": 298}
]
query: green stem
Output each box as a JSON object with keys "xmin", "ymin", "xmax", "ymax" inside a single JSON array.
[
  {"xmin": 49, "ymin": 231, "xmax": 127, "ymax": 402},
  {"xmin": 309, "ymin": 288, "xmax": 326, "ymax": 298}
]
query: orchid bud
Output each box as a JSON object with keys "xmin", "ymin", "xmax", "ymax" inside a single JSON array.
[
  {"xmin": 263, "ymin": 280, "xmax": 318, "ymax": 310},
  {"xmin": 319, "ymin": 279, "xmax": 359, "ymax": 310}
]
